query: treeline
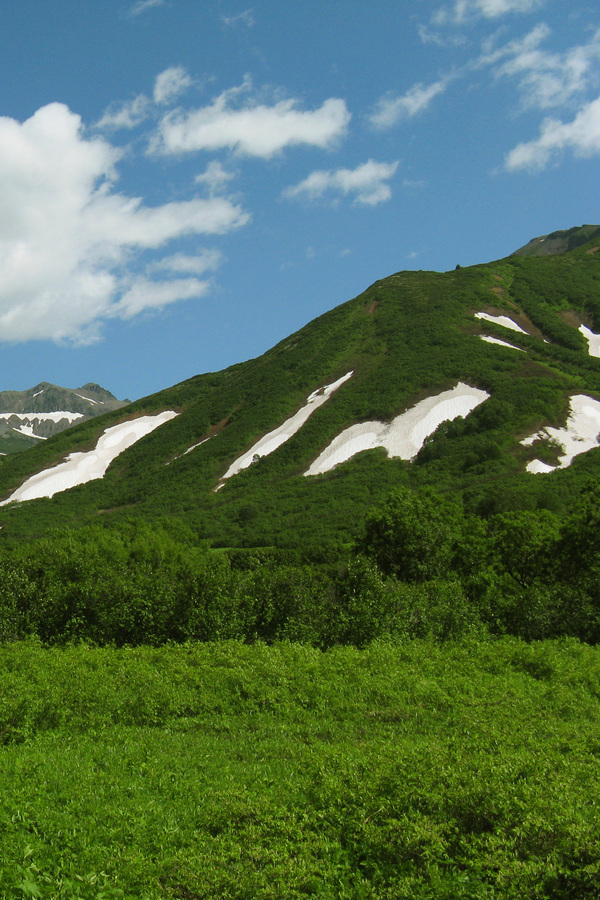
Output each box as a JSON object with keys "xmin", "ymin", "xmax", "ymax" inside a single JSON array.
[{"xmin": 1, "ymin": 486, "xmax": 599, "ymax": 648}]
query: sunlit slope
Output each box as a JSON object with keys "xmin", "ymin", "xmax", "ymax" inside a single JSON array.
[{"xmin": 1, "ymin": 232, "xmax": 600, "ymax": 545}]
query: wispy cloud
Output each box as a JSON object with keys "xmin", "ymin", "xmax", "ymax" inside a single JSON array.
[
  {"xmin": 283, "ymin": 159, "xmax": 399, "ymax": 206},
  {"xmin": 432, "ymin": 0, "xmax": 546, "ymax": 26},
  {"xmin": 153, "ymin": 67, "xmax": 193, "ymax": 105},
  {"xmin": 110, "ymin": 277, "xmax": 210, "ymax": 319},
  {"xmin": 195, "ymin": 160, "xmax": 235, "ymax": 194},
  {"xmin": 95, "ymin": 93, "xmax": 151, "ymax": 130},
  {"xmin": 372, "ymin": 19, "xmax": 600, "ymax": 177},
  {"xmin": 128, "ymin": 0, "xmax": 165, "ymax": 17},
  {"xmin": 369, "ymin": 76, "xmax": 455, "ymax": 128},
  {"xmin": 147, "ymin": 249, "xmax": 223, "ymax": 276},
  {"xmin": 493, "ymin": 25, "xmax": 600, "ymax": 110},
  {"xmin": 151, "ymin": 80, "xmax": 350, "ymax": 158},
  {"xmin": 505, "ymin": 94, "xmax": 600, "ymax": 170},
  {"xmin": 221, "ymin": 9, "xmax": 255, "ymax": 28},
  {"xmin": 96, "ymin": 67, "xmax": 193, "ymax": 131}
]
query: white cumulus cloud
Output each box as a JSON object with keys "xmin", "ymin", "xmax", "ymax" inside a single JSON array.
[
  {"xmin": 283, "ymin": 159, "xmax": 399, "ymax": 206},
  {"xmin": 0, "ymin": 103, "xmax": 249, "ymax": 344},
  {"xmin": 151, "ymin": 81, "xmax": 350, "ymax": 157}
]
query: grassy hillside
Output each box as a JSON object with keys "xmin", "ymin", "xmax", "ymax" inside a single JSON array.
[{"xmin": 1, "ymin": 234, "xmax": 600, "ymax": 546}]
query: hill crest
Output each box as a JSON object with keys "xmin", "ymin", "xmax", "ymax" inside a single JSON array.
[{"xmin": 511, "ymin": 224, "xmax": 600, "ymax": 258}]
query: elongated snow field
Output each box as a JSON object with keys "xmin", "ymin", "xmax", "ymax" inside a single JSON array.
[
  {"xmin": 480, "ymin": 335, "xmax": 524, "ymax": 351},
  {"xmin": 0, "ymin": 412, "xmax": 178, "ymax": 505},
  {"xmin": 522, "ymin": 394, "xmax": 600, "ymax": 473},
  {"xmin": 475, "ymin": 312, "xmax": 528, "ymax": 334},
  {"xmin": 221, "ymin": 372, "xmax": 353, "ymax": 480},
  {"xmin": 305, "ymin": 383, "xmax": 490, "ymax": 476}
]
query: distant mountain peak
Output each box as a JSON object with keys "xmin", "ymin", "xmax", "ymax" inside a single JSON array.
[{"xmin": 0, "ymin": 382, "xmax": 129, "ymax": 454}]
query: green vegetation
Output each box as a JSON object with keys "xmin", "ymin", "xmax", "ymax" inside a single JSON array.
[
  {"xmin": 1, "ymin": 638, "xmax": 600, "ymax": 899},
  {"xmin": 2, "ymin": 235, "xmax": 600, "ymax": 895},
  {"xmin": 1, "ymin": 483, "xmax": 600, "ymax": 649},
  {"xmin": 0, "ymin": 480, "xmax": 599, "ymax": 895}
]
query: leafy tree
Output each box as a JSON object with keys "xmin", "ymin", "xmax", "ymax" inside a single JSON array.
[
  {"xmin": 489, "ymin": 509, "xmax": 560, "ymax": 589},
  {"xmin": 358, "ymin": 487, "xmax": 464, "ymax": 583}
]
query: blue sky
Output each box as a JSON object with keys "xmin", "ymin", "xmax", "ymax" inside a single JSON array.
[{"xmin": 1, "ymin": 0, "xmax": 599, "ymax": 401}]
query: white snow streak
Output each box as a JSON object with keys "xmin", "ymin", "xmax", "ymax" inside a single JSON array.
[
  {"xmin": 521, "ymin": 394, "xmax": 600, "ymax": 473},
  {"xmin": 222, "ymin": 372, "xmax": 353, "ymax": 480},
  {"xmin": 475, "ymin": 312, "xmax": 528, "ymax": 334},
  {"xmin": 0, "ymin": 411, "xmax": 178, "ymax": 504},
  {"xmin": 480, "ymin": 335, "xmax": 525, "ymax": 351},
  {"xmin": 305, "ymin": 382, "xmax": 490, "ymax": 476},
  {"xmin": 184, "ymin": 437, "xmax": 211, "ymax": 456}
]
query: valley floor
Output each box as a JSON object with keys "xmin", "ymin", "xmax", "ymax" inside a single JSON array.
[{"xmin": 1, "ymin": 638, "xmax": 599, "ymax": 898}]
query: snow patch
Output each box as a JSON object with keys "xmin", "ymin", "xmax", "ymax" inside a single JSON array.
[
  {"xmin": 0, "ymin": 411, "xmax": 178, "ymax": 505},
  {"xmin": 526, "ymin": 459, "xmax": 556, "ymax": 474},
  {"xmin": 579, "ymin": 324, "xmax": 600, "ymax": 358},
  {"xmin": 221, "ymin": 371, "xmax": 353, "ymax": 481},
  {"xmin": 75, "ymin": 393, "xmax": 98, "ymax": 404},
  {"xmin": 522, "ymin": 394, "xmax": 600, "ymax": 474},
  {"xmin": 480, "ymin": 335, "xmax": 524, "ymax": 352},
  {"xmin": 475, "ymin": 312, "xmax": 528, "ymax": 334},
  {"xmin": 305, "ymin": 382, "xmax": 490, "ymax": 476}
]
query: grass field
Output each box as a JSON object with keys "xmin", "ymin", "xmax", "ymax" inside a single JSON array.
[{"xmin": 1, "ymin": 637, "xmax": 600, "ymax": 898}]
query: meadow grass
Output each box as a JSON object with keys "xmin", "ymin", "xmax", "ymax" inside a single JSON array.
[{"xmin": 1, "ymin": 638, "xmax": 600, "ymax": 898}]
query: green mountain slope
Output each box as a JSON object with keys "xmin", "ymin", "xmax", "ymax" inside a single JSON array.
[{"xmin": 1, "ymin": 230, "xmax": 600, "ymax": 546}]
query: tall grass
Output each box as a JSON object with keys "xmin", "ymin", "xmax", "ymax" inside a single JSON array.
[{"xmin": 1, "ymin": 638, "xmax": 600, "ymax": 898}]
